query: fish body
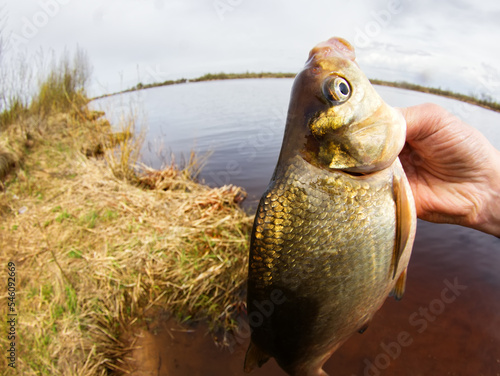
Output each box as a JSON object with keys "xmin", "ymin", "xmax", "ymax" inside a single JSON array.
[{"xmin": 244, "ymin": 38, "xmax": 416, "ymax": 376}]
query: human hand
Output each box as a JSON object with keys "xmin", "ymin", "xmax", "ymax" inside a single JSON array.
[{"xmin": 399, "ymin": 103, "xmax": 500, "ymax": 237}]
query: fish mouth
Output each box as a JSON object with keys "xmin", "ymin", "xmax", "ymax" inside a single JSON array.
[
  {"xmin": 340, "ymin": 170, "xmax": 369, "ymax": 177},
  {"xmin": 307, "ymin": 37, "xmax": 356, "ymax": 62},
  {"xmin": 350, "ymin": 122, "xmax": 382, "ymax": 136}
]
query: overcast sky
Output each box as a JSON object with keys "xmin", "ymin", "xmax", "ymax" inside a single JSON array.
[{"xmin": 2, "ymin": 0, "xmax": 500, "ymax": 99}]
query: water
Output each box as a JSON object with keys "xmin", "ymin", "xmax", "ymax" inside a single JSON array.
[
  {"xmin": 94, "ymin": 79, "xmax": 500, "ymax": 208},
  {"xmin": 127, "ymin": 218, "xmax": 500, "ymax": 376},
  {"xmin": 93, "ymin": 80, "xmax": 500, "ymax": 375},
  {"xmin": 95, "ymin": 79, "xmax": 293, "ymax": 206}
]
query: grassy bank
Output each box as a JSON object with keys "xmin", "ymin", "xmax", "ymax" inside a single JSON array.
[
  {"xmin": 94, "ymin": 71, "xmax": 297, "ymax": 99},
  {"xmin": 369, "ymin": 79, "xmax": 500, "ymax": 112},
  {"xmin": 0, "ymin": 55, "xmax": 252, "ymax": 375}
]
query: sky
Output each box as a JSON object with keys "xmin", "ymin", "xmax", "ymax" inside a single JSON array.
[{"xmin": 1, "ymin": 0, "xmax": 500, "ymax": 100}]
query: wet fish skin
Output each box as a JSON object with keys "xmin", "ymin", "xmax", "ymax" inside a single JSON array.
[{"xmin": 244, "ymin": 37, "xmax": 416, "ymax": 376}]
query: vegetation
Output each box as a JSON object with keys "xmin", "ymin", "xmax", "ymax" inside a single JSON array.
[
  {"xmin": 191, "ymin": 71, "xmax": 296, "ymax": 81},
  {"xmin": 95, "ymin": 71, "xmax": 297, "ymax": 99},
  {"xmin": 0, "ymin": 49, "xmax": 252, "ymax": 374},
  {"xmin": 369, "ymin": 79, "xmax": 500, "ymax": 112},
  {"xmin": 30, "ymin": 49, "xmax": 91, "ymax": 116}
]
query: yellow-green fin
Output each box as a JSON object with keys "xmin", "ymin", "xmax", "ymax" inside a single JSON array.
[
  {"xmin": 390, "ymin": 268, "xmax": 407, "ymax": 300},
  {"xmin": 391, "ymin": 173, "xmax": 413, "ymax": 279},
  {"xmin": 244, "ymin": 341, "xmax": 270, "ymax": 373}
]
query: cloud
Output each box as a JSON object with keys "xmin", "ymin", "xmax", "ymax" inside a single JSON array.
[{"xmin": 1, "ymin": 0, "xmax": 499, "ymax": 99}]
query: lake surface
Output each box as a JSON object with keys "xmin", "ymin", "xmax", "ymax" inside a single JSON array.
[
  {"xmin": 94, "ymin": 79, "xmax": 500, "ymax": 208},
  {"xmin": 93, "ymin": 79, "xmax": 500, "ymax": 375}
]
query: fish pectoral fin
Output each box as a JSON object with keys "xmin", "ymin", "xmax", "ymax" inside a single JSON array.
[
  {"xmin": 390, "ymin": 267, "xmax": 407, "ymax": 300},
  {"xmin": 244, "ymin": 341, "xmax": 270, "ymax": 373},
  {"xmin": 391, "ymin": 173, "xmax": 412, "ymax": 279}
]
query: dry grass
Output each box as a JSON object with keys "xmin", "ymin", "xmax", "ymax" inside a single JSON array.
[
  {"xmin": 0, "ymin": 107, "xmax": 252, "ymax": 375},
  {"xmin": 0, "ymin": 113, "xmax": 37, "ymax": 183}
]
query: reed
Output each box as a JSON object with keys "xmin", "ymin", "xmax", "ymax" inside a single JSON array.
[{"xmin": 30, "ymin": 48, "xmax": 91, "ymax": 116}]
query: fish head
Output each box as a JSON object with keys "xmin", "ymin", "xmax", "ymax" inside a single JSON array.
[{"xmin": 278, "ymin": 37, "xmax": 406, "ymax": 174}]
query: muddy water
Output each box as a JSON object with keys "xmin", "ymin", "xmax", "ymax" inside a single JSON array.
[
  {"xmin": 127, "ymin": 221, "xmax": 500, "ymax": 376},
  {"xmin": 95, "ymin": 80, "xmax": 500, "ymax": 375}
]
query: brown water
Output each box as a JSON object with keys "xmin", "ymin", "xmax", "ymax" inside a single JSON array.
[
  {"xmin": 125, "ymin": 220, "xmax": 500, "ymax": 376},
  {"xmin": 98, "ymin": 80, "xmax": 500, "ymax": 375}
]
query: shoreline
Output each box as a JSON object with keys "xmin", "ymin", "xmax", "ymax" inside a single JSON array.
[
  {"xmin": 93, "ymin": 72, "xmax": 500, "ymax": 113},
  {"xmin": 0, "ymin": 105, "xmax": 252, "ymax": 373}
]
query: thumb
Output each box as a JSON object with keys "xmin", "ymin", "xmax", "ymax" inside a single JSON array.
[{"xmin": 399, "ymin": 103, "xmax": 452, "ymax": 142}]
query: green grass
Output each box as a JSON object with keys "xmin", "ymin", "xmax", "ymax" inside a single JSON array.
[
  {"xmin": 102, "ymin": 208, "xmax": 119, "ymax": 221},
  {"xmin": 68, "ymin": 249, "xmax": 83, "ymax": 259},
  {"xmin": 55, "ymin": 209, "xmax": 72, "ymax": 223},
  {"xmin": 79, "ymin": 210, "xmax": 100, "ymax": 228}
]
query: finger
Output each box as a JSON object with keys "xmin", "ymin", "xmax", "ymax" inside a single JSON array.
[{"xmin": 399, "ymin": 103, "xmax": 451, "ymax": 142}]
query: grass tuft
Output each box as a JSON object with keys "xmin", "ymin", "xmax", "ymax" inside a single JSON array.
[{"xmin": 30, "ymin": 48, "xmax": 91, "ymax": 117}]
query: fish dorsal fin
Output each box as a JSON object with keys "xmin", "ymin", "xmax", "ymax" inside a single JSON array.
[
  {"xmin": 391, "ymin": 172, "xmax": 413, "ymax": 279},
  {"xmin": 244, "ymin": 341, "xmax": 270, "ymax": 373}
]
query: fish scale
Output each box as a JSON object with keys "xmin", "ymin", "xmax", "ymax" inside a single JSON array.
[{"xmin": 248, "ymin": 154, "xmax": 396, "ymax": 345}]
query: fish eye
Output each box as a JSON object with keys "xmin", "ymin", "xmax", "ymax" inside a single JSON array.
[{"xmin": 322, "ymin": 76, "xmax": 351, "ymax": 105}]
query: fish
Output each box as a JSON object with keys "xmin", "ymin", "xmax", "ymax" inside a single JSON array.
[{"xmin": 243, "ymin": 37, "xmax": 417, "ymax": 376}]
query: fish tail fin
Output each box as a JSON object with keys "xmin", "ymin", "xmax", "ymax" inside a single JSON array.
[
  {"xmin": 390, "ymin": 267, "xmax": 407, "ymax": 301},
  {"xmin": 244, "ymin": 341, "xmax": 270, "ymax": 373}
]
